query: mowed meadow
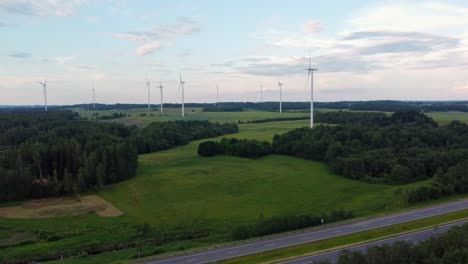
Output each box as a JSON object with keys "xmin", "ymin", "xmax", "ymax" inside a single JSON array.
[
  {"xmin": 100, "ymin": 120, "xmax": 403, "ymax": 229},
  {"xmin": 1, "ymin": 108, "xmax": 466, "ymax": 263}
]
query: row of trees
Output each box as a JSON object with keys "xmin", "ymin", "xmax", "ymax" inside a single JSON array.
[
  {"xmin": 6, "ymin": 100, "xmax": 468, "ymax": 113},
  {"xmin": 198, "ymin": 138, "xmax": 271, "ymax": 158},
  {"xmin": 202, "ymin": 106, "xmax": 243, "ymax": 112},
  {"xmin": 316, "ymin": 223, "xmax": 468, "ymax": 264},
  {"xmin": 133, "ymin": 121, "xmax": 238, "ymax": 154},
  {"xmin": 0, "ymin": 111, "xmax": 238, "ymax": 202},
  {"xmin": 232, "ymin": 209, "xmax": 354, "ymax": 240}
]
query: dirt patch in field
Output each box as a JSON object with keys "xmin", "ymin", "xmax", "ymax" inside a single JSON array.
[{"xmin": 0, "ymin": 195, "xmax": 122, "ymax": 219}]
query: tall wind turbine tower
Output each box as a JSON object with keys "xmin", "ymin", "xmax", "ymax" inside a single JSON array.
[
  {"xmin": 146, "ymin": 78, "xmax": 151, "ymax": 109},
  {"xmin": 157, "ymin": 81, "xmax": 164, "ymax": 113},
  {"xmin": 179, "ymin": 73, "xmax": 186, "ymax": 117},
  {"xmin": 260, "ymin": 83, "xmax": 264, "ymax": 102},
  {"xmin": 278, "ymin": 81, "xmax": 283, "ymax": 113},
  {"xmin": 91, "ymin": 88, "xmax": 96, "ymax": 110},
  {"xmin": 216, "ymin": 83, "xmax": 220, "ymax": 106},
  {"xmin": 38, "ymin": 81, "xmax": 48, "ymax": 112},
  {"xmin": 306, "ymin": 50, "xmax": 318, "ymax": 128}
]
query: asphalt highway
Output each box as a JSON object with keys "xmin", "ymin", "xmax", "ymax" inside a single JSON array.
[
  {"xmin": 141, "ymin": 199, "xmax": 468, "ymax": 264},
  {"xmin": 280, "ymin": 220, "xmax": 468, "ymax": 264}
]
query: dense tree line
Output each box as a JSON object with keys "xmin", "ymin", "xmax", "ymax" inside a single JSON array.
[
  {"xmin": 272, "ymin": 111, "xmax": 467, "ymax": 185},
  {"xmin": 94, "ymin": 112, "xmax": 127, "ymax": 120},
  {"xmin": 202, "ymin": 106, "xmax": 243, "ymax": 112},
  {"xmin": 316, "ymin": 223, "xmax": 468, "ymax": 264},
  {"xmin": 0, "ymin": 111, "xmax": 238, "ymax": 202},
  {"xmin": 134, "ymin": 121, "xmax": 238, "ymax": 154},
  {"xmin": 198, "ymin": 138, "xmax": 271, "ymax": 158},
  {"xmin": 3, "ymin": 100, "xmax": 468, "ymax": 112},
  {"xmin": 243, "ymin": 116, "xmax": 309, "ymax": 124},
  {"xmin": 231, "ymin": 209, "xmax": 354, "ymax": 240}
]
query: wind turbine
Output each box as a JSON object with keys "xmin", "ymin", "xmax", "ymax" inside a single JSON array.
[
  {"xmin": 146, "ymin": 78, "xmax": 151, "ymax": 109},
  {"xmin": 178, "ymin": 73, "xmax": 186, "ymax": 117},
  {"xmin": 260, "ymin": 83, "xmax": 264, "ymax": 102},
  {"xmin": 91, "ymin": 87, "xmax": 96, "ymax": 110},
  {"xmin": 306, "ymin": 49, "xmax": 318, "ymax": 128},
  {"xmin": 157, "ymin": 81, "xmax": 164, "ymax": 113},
  {"xmin": 278, "ymin": 81, "xmax": 283, "ymax": 113},
  {"xmin": 38, "ymin": 80, "xmax": 47, "ymax": 112},
  {"xmin": 216, "ymin": 83, "xmax": 220, "ymax": 106}
]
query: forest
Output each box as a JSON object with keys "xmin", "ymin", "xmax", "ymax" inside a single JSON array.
[
  {"xmin": 4, "ymin": 100, "xmax": 468, "ymax": 113},
  {"xmin": 0, "ymin": 111, "xmax": 238, "ymax": 202},
  {"xmin": 316, "ymin": 223, "xmax": 468, "ymax": 264}
]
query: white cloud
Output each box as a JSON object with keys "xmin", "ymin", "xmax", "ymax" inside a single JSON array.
[
  {"xmin": 113, "ymin": 32, "xmax": 149, "ymax": 42},
  {"xmin": 54, "ymin": 55, "xmax": 76, "ymax": 64},
  {"xmin": 303, "ymin": 20, "xmax": 324, "ymax": 33},
  {"xmin": 136, "ymin": 41, "xmax": 161, "ymax": 56},
  {"xmin": 0, "ymin": 0, "xmax": 86, "ymax": 17},
  {"xmin": 114, "ymin": 17, "xmax": 200, "ymax": 57},
  {"xmin": 349, "ymin": 2, "xmax": 468, "ymax": 33}
]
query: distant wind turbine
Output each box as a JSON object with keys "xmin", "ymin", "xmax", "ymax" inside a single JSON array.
[
  {"xmin": 178, "ymin": 73, "xmax": 186, "ymax": 117},
  {"xmin": 146, "ymin": 78, "xmax": 151, "ymax": 109},
  {"xmin": 260, "ymin": 83, "xmax": 264, "ymax": 102},
  {"xmin": 157, "ymin": 81, "xmax": 164, "ymax": 113},
  {"xmin": 216, "ymin": 83, "xmax": 220, "ymax": 106},
  {"xmin": 91, "ymin": 87, "xmax": 96, "ymax": 110},
  {"xmin": 38, "ymin": 80, "xmax": 47, "ymax": 112},
  {"xmin": 306, "ymin": 49, "xmax": 318, "ymax": 128},
  {"xmin": 278, "ymin": 81, "xmax": 283, "ymax": 113}
]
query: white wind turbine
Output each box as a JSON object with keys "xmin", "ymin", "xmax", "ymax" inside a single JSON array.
[
  {"xmin": 38, "ymin": 80, "xmax": 48, "ymax": 112},
  {"xmin": 216, "ymin": 83, "xmax": 220, "ymax": 106},
  {"xmin": 178, "ymin": 73, "xmax": 186, "ymax": 117},
  {"xmin": 278, "ymin": 81, "xmax": 283, "ymax": 113},
  {"xmin": 157, "ymin": 81, "xmax": 164, "ymax": 113},
  {"xmin": 306, "ymin": 50, "xmax": 318, "ymax": 128},
  {"xmin": 146, "ymin": 78, "xmax": 151, "ymax": 109},
  {"xmin": 91, "ymin": 86, "xmax": 96, "ymax": 110},
  {"xmin": 260, "ymin": 83, "xmax": 264, "ymax": 102}
]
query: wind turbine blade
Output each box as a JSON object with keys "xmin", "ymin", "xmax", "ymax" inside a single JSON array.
[
  {"xmin": 179, "ymin": 73, "xmax": 183, "ymax": 83},
  {"xmin": 304, "ymin": 70, "xmax": 311, "ymax": 91}
]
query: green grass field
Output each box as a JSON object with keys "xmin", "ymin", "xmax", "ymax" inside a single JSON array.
[
  {"xmin": 2, "ymin": 109, "xmax": 468, "ymax": 264},
  {"xmin": 76, "ymin": 107, "xmax": 468, "ymax": 126},
  {"xmin": 99, "ymin": 120, "xmax": 411, "ymax": 229},
  {"xmin": 76, "ymin": 107, "xmax": 309, "ymax": 124}
]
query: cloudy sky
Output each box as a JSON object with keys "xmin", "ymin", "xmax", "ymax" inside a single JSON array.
[{"xmin": 1, "ymin": 0, "xmax": 468, "ymax": 105}]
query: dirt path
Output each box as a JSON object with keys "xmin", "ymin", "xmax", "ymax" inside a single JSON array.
[{"xmin": 0, "ymin": 195, "xmax": 122, "ymax": 218}]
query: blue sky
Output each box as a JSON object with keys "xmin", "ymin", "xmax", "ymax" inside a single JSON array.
[{"xmin": 1, "ymin": 0, "xmax": 468, "ymax": 105}]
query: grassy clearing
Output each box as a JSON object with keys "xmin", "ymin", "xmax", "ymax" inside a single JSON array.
[
  {"xmin": 216, "ymin": 210, "xmax": 468, "ymax": 264},
  {"xmin": 99, "ymin": 119, "xmax": 418, "ymax": 228},
  {"xmin": 76, "ymin": 107, "xmax": 309, "ymax": 124},
  {"xmin": 426, "ymin": 111, "xmax": 468, "ymax": 125},
  {"xmin": 75, "ymin": 107, "xmax": 468, "ymax": 126}
]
